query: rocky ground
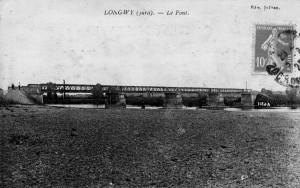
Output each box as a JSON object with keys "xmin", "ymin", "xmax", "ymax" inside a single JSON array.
[{"xmin": 1, "ymin": 105, "xmax": 300, "ymax": 187}]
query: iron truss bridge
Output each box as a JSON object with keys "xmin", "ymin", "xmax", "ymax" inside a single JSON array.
[{"xmin": 29, "ymin": 84, "xmax": 252, "ymax": 94}]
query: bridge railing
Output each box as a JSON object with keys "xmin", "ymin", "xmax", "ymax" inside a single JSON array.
[
  {"xmin": 38, "ymin": 84, "xmax": 95, "ymax": 92},
  {"xmin": 33, "ymin": 84, "xmax": 252, "ymax": 94}
]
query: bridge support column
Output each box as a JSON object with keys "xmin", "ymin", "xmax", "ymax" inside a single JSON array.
[
  {"xmin": 163, "ymin": 92, "xmax": 183, "ymax": 109},
  {"xmin": 241, "ymin": 92, "xmax": 254, "ymax": 108},
  {"xmin": 105, "ymin": 93, "xmax": 126, "ymax": 109},
  {"xmin": 205, "ymin": 93, "xmax": 225, "ymax": 109}
]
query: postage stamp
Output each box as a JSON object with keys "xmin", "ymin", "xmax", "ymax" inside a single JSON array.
[{"xmin": 253, "ymin": 24, "xmax": 294, "ymax": 75}]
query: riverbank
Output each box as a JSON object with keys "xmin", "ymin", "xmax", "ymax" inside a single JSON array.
[{"xmin": 1, "ymin": 105, "xmax": 300, "ymax": 187}]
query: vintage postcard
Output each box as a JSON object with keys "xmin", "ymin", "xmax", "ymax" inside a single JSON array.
[{"xmin": 1, "ymin": 0, "xmax": 300, "ymax": 187}]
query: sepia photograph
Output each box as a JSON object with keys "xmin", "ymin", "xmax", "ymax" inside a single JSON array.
[{"xmin": 1, "ymin": 0, "xmax": 300, "ymax": 187}]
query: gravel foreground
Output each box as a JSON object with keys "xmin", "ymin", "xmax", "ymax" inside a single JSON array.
[{"xmin": 1, "ymin": 105, "xmax": 300, "ymax": 187}]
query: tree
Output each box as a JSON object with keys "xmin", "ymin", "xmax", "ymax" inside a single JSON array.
[
  {"xmin": 92, "ymin": 83, "xmax": 103, "ymax": 108},
  {"xmin": 285, "ymin": 88, "xmax": 298, "ymax": 105},
  {"xmin": 260, "ymin": 88, "xmax": 273, "ymax": 95}
]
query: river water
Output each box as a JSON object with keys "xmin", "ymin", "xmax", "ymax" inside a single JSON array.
[
  {"xmin": 224, "ymin": 107, "xmax": 300, "ymax": 113},
  {"xmin": 48, "ymin": 104, "xmax": 300, "ymax": 112},
  {"xmin": 48, "ymin": 104, "xmax": 198, "ymax": 110}
]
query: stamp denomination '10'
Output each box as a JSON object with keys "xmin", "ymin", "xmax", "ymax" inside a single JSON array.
[{"xmin": 254, "ymin": 24, "xmax": 294, "ymax": 74}]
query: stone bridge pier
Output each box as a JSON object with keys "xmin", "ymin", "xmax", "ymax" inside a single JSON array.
[
  {"xmin": 105, "ymin": 93, "xmax": 126, "ymax": 109},
  {"xmin": 241, "ymin": 92, "xmax": 253, "ymax": 108},
  {"xmin": 163, "ymin": 92, "xmax": 183, "ymax": 109}
]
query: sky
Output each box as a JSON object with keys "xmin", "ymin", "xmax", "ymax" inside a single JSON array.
[{"xmin": 1, "ymin": 0, "xmax": 300, "ymax": 91}]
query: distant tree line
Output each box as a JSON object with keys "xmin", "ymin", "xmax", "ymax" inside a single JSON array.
[{"xmin": 255, "ymin": 88, "xmax": 300, "ymax": 107}]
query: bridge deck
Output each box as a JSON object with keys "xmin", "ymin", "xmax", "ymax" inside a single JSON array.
[{"xmin": 29, "ymin": 84, "xmax": 252, "ymax": 94}]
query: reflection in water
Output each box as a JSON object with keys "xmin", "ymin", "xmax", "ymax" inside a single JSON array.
[
  {"xmin": 48, "ymin": 104, "xmax": 196, "ymax": 110},
  {"xmin": 48, "ymin": 104, "xmax": 163, "ymax": 109},
  {"xmin": 48, "ymin": 104, "xmax": 300, "ymax": 113},
  {"xmin": 49, "ymin": 104, "xmax": 106, "ymax": 109},
  {"xmin": 225, "ymin": 107, "xmax": 300, "ymax": 113}
]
